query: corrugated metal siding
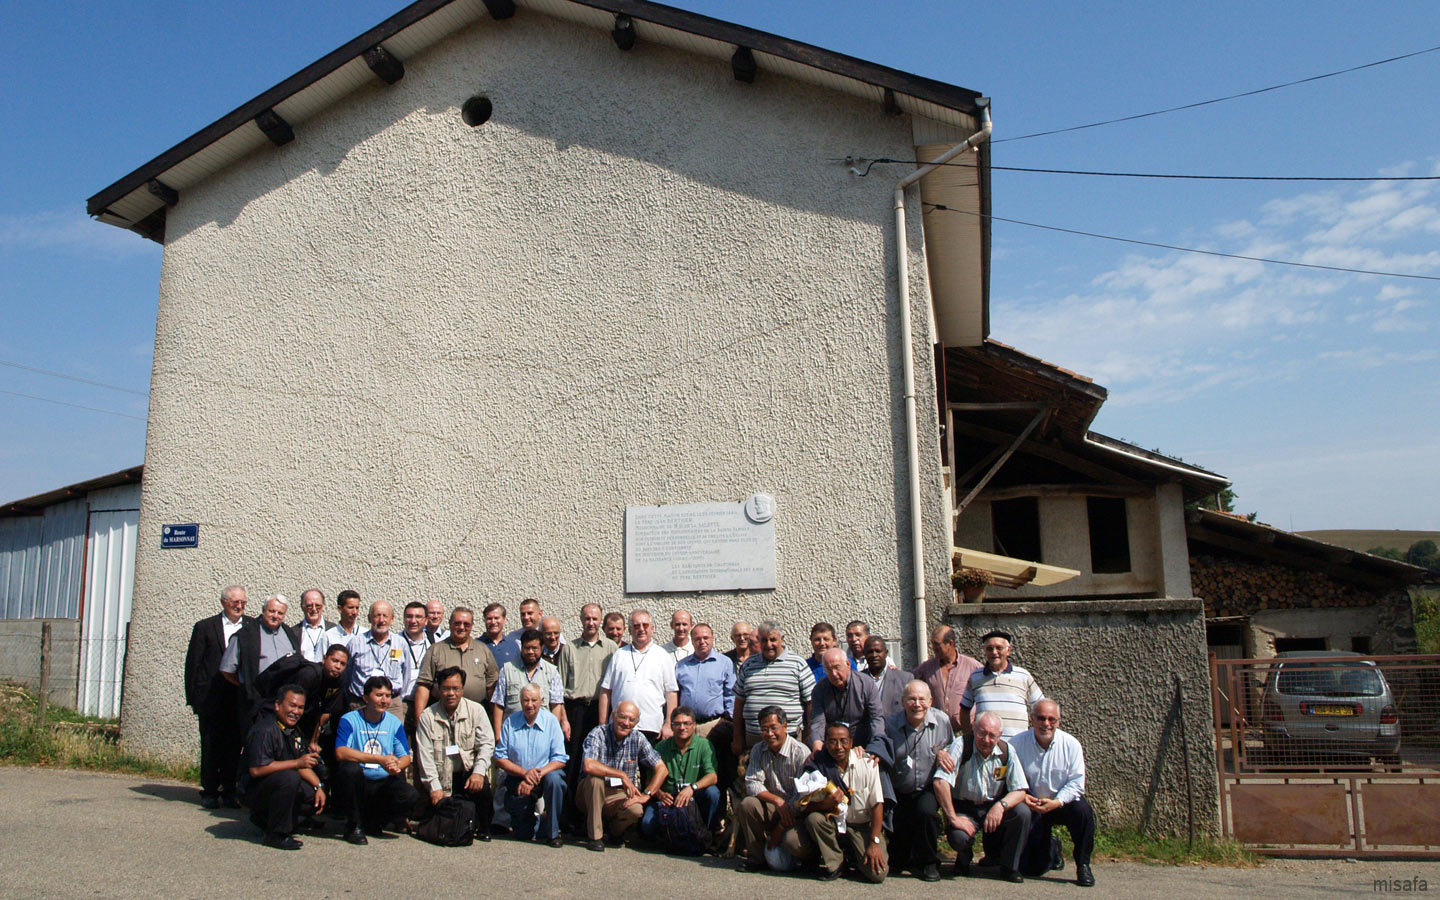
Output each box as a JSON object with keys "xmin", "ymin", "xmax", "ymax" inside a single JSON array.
[
  {"xmin": 78, "ymin": 509, "xmax": 138, "ymax": 717},
  {"xmin": 34, "ymin": 498, "xmax": 88, "ymax": 619},
  {"xmin": 0, "ymin": 517, "xmax": 42, "ymax": 618}
]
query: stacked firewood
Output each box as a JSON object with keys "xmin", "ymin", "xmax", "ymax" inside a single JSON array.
[{"xmin": 1190, "ymin": 554, "xmax": 1374, "ymax": 618}]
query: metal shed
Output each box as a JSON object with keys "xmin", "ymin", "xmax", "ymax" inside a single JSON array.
[{"xmin": 0, "ymin": 466, "xmax": 142, "ymax": 716}]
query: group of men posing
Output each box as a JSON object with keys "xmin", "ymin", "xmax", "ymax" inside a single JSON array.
[{"xmin": 184, "ymin": 585, "xmax": 1095, "ymax": 886}]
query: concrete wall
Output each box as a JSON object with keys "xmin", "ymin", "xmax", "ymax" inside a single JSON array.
[
  {"xmin": 123, "ymin": 13, "xmax": 955, "ymax": 758},
  {"xmin": 0, "ymin": 619, "xmax": 81, "ymax": 710},
  {"xmin": 954, "ymin": 484, "xmax": 1192, "ymax": 601},
  {"xmin": 949, "ymin": 598, "xmax": 1219, "ymax": 837}
]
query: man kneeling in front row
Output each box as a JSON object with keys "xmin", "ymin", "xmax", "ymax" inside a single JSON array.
[
  {"xmin": 334, "ymin": 675, "xmax": 420, "ymax": 844},
  {"xmin": 416, "ymin": 666, "xmax": 496, "ymax": 841},
  {"xmin": 934, "ymin": 710, "xmax": 1031, "ymax": 882},
  {"xmin": 1011, "ymin": 699, "xmax": 1096, "ymax": 887},
  {"xmin": 241, "ymin": 683, "xmax": 326, "ymax": 850}
]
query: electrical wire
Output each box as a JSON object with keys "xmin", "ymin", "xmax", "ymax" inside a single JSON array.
[
  {"xmin": 0, "ymin": 389, "xmax": 146, "ymax": 421},
  {"xmin": 840, "ymin": 158, "xmax": 1440, "ymax": 182},
  {"xmin": 993, "ymin": 43, "xmax": 1440, "ymax": 143},
  {"xmin": 0, "ymin": 359, "xmax": 148, "ymax": 396},
  {"xmin": 923, "ymin": 202, "xmax": 1440, "ymax": 281}
]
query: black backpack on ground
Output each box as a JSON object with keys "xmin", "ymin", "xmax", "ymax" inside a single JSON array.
[{"xmin": 412, "ymin": 796, "xmax": 476, "ymax": 847}]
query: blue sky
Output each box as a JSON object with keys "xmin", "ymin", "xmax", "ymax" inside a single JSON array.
[{"xmin": 2, "ymin": 1, "xmax": 1437, "ymax": 530}]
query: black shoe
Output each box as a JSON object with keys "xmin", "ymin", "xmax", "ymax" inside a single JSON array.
[
  {"xmin": 221, "ymin": 795, "xmax": 242, "ymax": 809},
  {"xmin": 584, "ymin": 839, "xmax": 605, "ymax": 852},
  {"xmin": 739, "ymin": 859, "xmax": 766, "ymax": 873},
  {"xmin": 1051, "ymin": 835, "xmax": 1065, "ymax": 871},
  {"xmin": 1001, "ymin": 869, "xmax": 1024, "ymax": 884},
  {"xmin": 200, "ymin": 795, "xmax": 220, "ymax": 810},
  {"xmin": 976, "ymin": 855, "xmax": 997, "ymax": 868},
  {"xmin": 474, "ymin": 831, "xmax": 492, "ymax": 842},
  {"xmin": 344, "ymin": 828, "xmax": 368, "ymax": 845},
  {"xmin": 1076, "ymin": 863, "xmax": 1095, "ymax": 887},
  {"xmin": 816, "ymin": 868, "xmax": 841, "ymax": 882},
  {"xmin": 548, "ymin": 837, "xmax": 564, "ymax": 848},
  {"xmin": 262, "ymin": 834, "xmax": 303, "ymax": 850},
  {"xmin": 953, "ymin": 851, "xmax": 972, "ymax": 877},
  {"xmin": 919, "ymin": 864, "xmax": 941, "ymax": 882}
]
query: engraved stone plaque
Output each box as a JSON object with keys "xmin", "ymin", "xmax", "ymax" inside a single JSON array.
[{"xmin": 625, "ymin": 495, "xmax": 777, "ymax": 593}]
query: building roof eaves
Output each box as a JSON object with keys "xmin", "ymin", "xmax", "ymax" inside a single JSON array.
[
  {"xmin": 86, "ymin": 0, "xmax": 985, "ymax": 226},
  {"xmin": 0, "ymin": 465, "xmax": 144, "ymax": 518}
]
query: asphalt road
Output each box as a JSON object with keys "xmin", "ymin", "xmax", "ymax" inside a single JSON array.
[{"xmin": 0, "ymin": 767, "xmax": 1435, "ymax": 900}]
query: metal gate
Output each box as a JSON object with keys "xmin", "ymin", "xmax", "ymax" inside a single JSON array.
[{"xmin": 1212, "ymin": 654, "xmax": 1440, "ymax": 857}]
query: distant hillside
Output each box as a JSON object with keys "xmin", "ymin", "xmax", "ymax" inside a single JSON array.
[{"xmin": 1300, "ymin": 530, "xmax": 1440, "ymax": 555}]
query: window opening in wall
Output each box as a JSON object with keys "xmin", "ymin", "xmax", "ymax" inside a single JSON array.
[
  {"xmin": 1275, "ymin": 637, "xmax": 1328, "ymax": 653},
  {"xmin": 1351, "ymin": 636, "xmax": 1372, "ymax": 654},
  {"xmin": 991, "ymin": 497, "xmax": 1041, "ymax": 562},
  {"xmin": 1086, "ymin": 496, "xmax": 1131, "ymax": 574}
]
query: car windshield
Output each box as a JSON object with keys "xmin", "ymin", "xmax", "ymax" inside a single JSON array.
[{"xmin": 1276, "ymin": 664, "xmax": 1383, "ymax": 697}]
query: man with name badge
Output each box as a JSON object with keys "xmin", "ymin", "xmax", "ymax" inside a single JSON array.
[
  {"xmin": 292, "ymin": 590, "xmax": 334, "ymax": 663},
  {"xmin": 334, "ymin": 676, "xmax": 419, "ymax": 844},
  {"xmin": 416, "ymin": 667, "xmax": 495, "ymax": 841}
]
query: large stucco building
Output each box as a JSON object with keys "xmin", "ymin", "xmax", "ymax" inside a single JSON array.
[{"xmin": 90, "ymin": 0, "xmax": 1226, "ymax": 834}]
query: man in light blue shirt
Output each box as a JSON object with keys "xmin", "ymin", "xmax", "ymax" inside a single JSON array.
[
  {"xmin": 934, "ymin": 710, "xmax": 1031, "ymax": 882},
  {"xmin": 1011, "ymin": 699, "xmax": 1095, "ymax": 887},
  {"xmin": 334, "ymin": 675, "xmax": 418, "ymax": 844},
  {"xmin": 494, "ymin": 683, "xmax": 568, "ymax": 845}
]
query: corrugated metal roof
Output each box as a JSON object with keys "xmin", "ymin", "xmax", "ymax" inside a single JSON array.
[
  {"xmin": 0, "ymin": 465, "xmax": 144, "ymax": 518},
  {"xmin": 86, "ymin": 0, "xmax": 985, "ymax": 238}
]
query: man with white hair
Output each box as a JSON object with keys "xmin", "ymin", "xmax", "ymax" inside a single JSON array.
[
  {"xmin": 220, "ymin": 594, "xmax": 301, "ymax": 723},
  {"xmin": 1012, "ymin": 699, "xmax": 1095, "ymax": 887},
  {"xmin": 185, "ymin": 584, "xmax": 252, "ymax": 808},
  {"xmin": 345, "ymin": 600, "xmax": 412, "ymax": 719},
  {"xmin": 885, "ymin": 679, "xmax": 953, "ymax": 882},
  {"xmin": 495, "ymin": 682, "xmax": 569, "ymax": 847},
  {"xmin": 934, "ymin": 710, "xmax": 1031, "ymax": 882}
]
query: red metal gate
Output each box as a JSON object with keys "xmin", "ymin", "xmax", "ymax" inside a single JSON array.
[{"xmin": 1212, "ymin": 654, "xmax": 1440, "ymax": 857}]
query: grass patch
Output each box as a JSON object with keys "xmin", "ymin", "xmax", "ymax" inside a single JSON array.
[
  {"xmin": 0, "ymin": 683, "xmax": 198, "ymax": 783},
  {"xmin": 1080, "ymin": 827, "xmax": 1262, "ymax": 867}
]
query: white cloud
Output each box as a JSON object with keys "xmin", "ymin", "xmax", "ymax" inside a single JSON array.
[{"xmin": 993, "ymin": 165, "xmax": 1440, "ymax": 410}]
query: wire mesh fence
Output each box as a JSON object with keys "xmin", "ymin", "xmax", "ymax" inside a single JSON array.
[{"xmin": 1212, "ymin": 654, "xmax": 1440, "ymax": 776}]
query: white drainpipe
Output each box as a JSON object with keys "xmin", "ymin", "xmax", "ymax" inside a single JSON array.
[{"xmin": 892, "ymin": 101, "xmax": 992, "ymax": 662}]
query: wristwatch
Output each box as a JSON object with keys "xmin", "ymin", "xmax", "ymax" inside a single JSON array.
[
  {"xmin": 996, "ymin": 799, "xmax": 1008, "ymax": 810},
  {"xmin": 871, "ymin": 835, "xmax": 881, "ymax": 845}
]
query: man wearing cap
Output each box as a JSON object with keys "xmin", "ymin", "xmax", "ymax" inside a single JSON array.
[{"xmin": 960, "ymin": 630, "xmax": 1044, "ymax": 738}]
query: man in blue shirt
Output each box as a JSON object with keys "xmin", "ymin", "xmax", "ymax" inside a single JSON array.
[
  {"xmin": 334, "ymin": 675, "xmax": 419, "ymax": 845},
  {"xmin": 494, "ymin": 682, "xmax": 568, "ymax": 846}
]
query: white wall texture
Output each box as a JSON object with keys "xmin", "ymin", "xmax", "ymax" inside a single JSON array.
[{"xmin": 122, "ymin": 12, "xmax": 956, "ymax": 758}]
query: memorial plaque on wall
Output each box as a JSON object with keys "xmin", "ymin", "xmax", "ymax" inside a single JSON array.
[{"xmin": 625, "ymin": 494, "xmax": 776, "ymax": 593}]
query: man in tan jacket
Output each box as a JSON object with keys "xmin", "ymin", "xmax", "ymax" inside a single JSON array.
[{"xmin": 416, "ymin": 666, "xmax": 496, "ymax": 840}]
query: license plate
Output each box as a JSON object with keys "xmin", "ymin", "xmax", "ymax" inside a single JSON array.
[{"xmin": 1308, "ymin": 705, "xmax": 1357, "ymax": 716}]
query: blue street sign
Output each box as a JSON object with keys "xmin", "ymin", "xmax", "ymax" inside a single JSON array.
[{"xmin": 161, "ymin": 523, "xmax": 199, "ymax": 549}]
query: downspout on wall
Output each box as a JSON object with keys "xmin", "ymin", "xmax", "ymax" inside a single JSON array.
[{"xmin": 893, "ymin": 101, "xmax": 991, "ymax": 663}]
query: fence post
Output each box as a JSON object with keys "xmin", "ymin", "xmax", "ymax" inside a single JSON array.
[{"xmin": 38, "ymin": 621, "xmax": 52, "ymax": 726}]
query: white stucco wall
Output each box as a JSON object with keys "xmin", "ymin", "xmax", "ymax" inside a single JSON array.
[{"xmin": 122, "ymin": 13, "xmax": 956, "ymax": 757}]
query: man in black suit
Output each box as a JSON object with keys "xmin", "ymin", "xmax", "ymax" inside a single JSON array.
[
  {"xmin": 185, "ymin": 585, "xmax": 251, "ymax": 809},
  {"xmin": 221, "ymin": 595, "xmax": 303, "ymax": 726}
]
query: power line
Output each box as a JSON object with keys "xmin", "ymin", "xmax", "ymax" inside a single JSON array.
[
  {"xmin": 923, "ymin": 202, "xmax": 1440, "ymax": 281},
  {"xmin": 0, "ymin": 359, "xmax": 148, "ymax": 396},
  {"xmin": 843, "ymin": 158, "xmax": 1440, "ymax": 182},
  {"xmin": 0, "ymin": 389, "xmax": 147, "ymax": 421},
  {"xmin": 994, "ymin": 43, "xmax": 1440, "ymax": 143}
]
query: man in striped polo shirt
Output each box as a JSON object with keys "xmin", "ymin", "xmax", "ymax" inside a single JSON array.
[
  {"xmin": 959, "ymin": 630, "xmax": 1043, "ymax": 738},
  {"xmin": 730, "ymin": 620, "xmax": 815, "ymax": 755}
]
